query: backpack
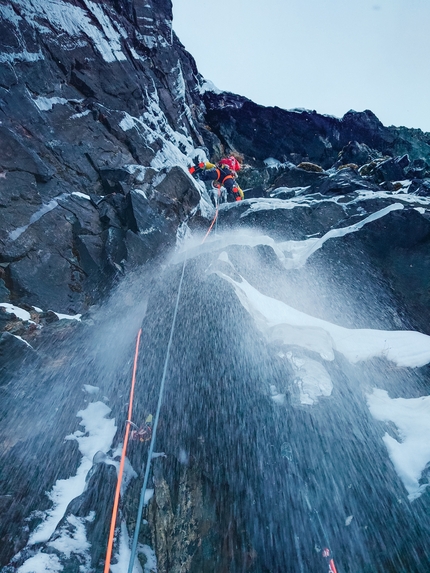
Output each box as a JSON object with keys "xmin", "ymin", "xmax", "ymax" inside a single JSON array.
[{"xmin": 218, "ymin": 156, "xmax": 241, "ymax": 172}]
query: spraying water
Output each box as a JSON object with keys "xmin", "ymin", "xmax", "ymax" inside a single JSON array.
[{"xmin": 2, "ymin": 197, "xmax": 430, "ymax": 573}]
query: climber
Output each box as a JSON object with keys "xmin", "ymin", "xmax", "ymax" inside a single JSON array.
[{"xmin": 188, "ymin": 155, "xmax": 244, "ymax": 203}]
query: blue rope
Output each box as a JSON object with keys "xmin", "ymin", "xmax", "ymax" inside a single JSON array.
[{"xmin": 127, "ymin": 258, "xmax": 187, "ymax": 573}]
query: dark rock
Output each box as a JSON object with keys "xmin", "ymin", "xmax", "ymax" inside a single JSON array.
[
  {"xmin": 271, "ymin": 163, "xmax": 328, "ymax": 189},
  {"xmin": 57, "ymin": 195, "xmax": 103, "ymax": 236},
  {"xmin": 99, "ymin": 167, "xmax": 134, "ymax": 194},
  {"xmin": 409, "ymin": 179, "xmax": 430, "ymax": 196},
  {"xmin": 0, "ymin": 279, "xmax": 10, "ymax": 302},
  {"xmin": 296, "ymin": 161, "xmax": 324, "ymax": 172},
  {"xmin": 0, "ymin": 331, "xmax": 37, "ymax": 384},
  {"xmin": 396, "ymin": 153, "xmax": 410, "ymax": 170},
  {"xmin": 0, "ymin": 126, "xmax": 55, "ymax": 182},
  {"xmin": 243, "ymin": 186, "xmax": 267, "ymax": 199},
  {"xmin": 373, "ymin": 157, "xmax": 405, "ymax": 183},
  {"xmin": 124, "ymin": 229, "xmax": 152, "ymax": 267},
  {"xmin": 336, "ymin": 140, "xmax": 378, "ymax": 167},
  {"xmin": 314, "ymin": 168, "xmax": 379, "ymax": 195},
  {"xmin": 405, "ymin": 158, "xmax": 429, "ymax": 180},
  {"xmin": 153, "ymin": 166, "xmax": 201, "ymax": 219},
  {"xmin": 102, "ymin": 227, "xmax": 127, "ymax": 270}
]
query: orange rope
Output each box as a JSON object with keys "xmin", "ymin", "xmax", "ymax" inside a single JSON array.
[
  {"xmin": 202, "ymin": 207, "xmax": 218, "ymax": 244},
  {"xmin": 104, "ymin": 328, "xmax": 142, "ymax": 573}
]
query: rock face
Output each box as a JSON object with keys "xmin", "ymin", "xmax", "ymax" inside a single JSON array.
[
  {"xmin": 0, "ymin": 0, "xmax": 206, "ymax": 314},
  {"xmin": 2, "ymin": 2, "xmax": 430, "ymax": 573}
]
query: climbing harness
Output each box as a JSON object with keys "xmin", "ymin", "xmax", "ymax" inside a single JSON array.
[
  {"xmin": 127, "ymin": 257, "xmax": 187, "ymax": 573},
  {"xmin": 103, "ymin": 328, "xmax": 142, "ymax": 573}
]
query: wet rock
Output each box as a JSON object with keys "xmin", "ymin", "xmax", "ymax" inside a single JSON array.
[
  {"xmin": 405, "ymin": 158, "xmax": 429, "ymax": 180},
  {"xmin": 373, "ymin": 156, "xmax": 409, "ymax": 183},
  {"xmin": 153, "ymin": 166, "xmax": 201, "ymax": 220},
  {"xmin": 409, "ymin": 179, "xmax": 430, "ymax": 196},
  {"xmin": 337, "ymin": 163, "xmax": 359, "ymax": 171},
  {"xmin": 314, "ymin": 167, "xmax": 379, "ymax": 195},
  {"xmin": 0, "ymin": 278, "xmax": 10, "ymax": 302},
  {"xmin": 336, "ymin": 140, "xmax": 378, "ymax": 167},
  {"xmin": 0, "ymin": 331, "xmax": 37, "ymax": 384},
  {"xmin": 0, "ymin": 126, "xmax": 55, "ymax": 182},
  {"xmin": 271, "ymin": 163, "xmax": 328, "ymax": 189},
  {"xmin": 296, "ymin": 161, "xmax": 325, "ymax": 172}
]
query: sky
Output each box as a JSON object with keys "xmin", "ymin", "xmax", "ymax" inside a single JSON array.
[{"xmin": 172, "ymin": 0, "xmax": 430, "ymax": 132}]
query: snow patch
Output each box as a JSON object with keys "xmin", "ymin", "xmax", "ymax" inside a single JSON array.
[
  {"xmin": 0, "ymin": 303, "xmax": 32, "ymax": 322},
  {"xmin": 219, "ymin": 274, "xmax": 430, "ymax": 368},
  {"xmin": 83, "ymin": 384, "xmax": 100, "ymax": 395},
  {"xmin": 367, "ymin": 389, "xmax": 430, "ymax": 500},
  {"xmin": 198, "ymin": 79, "xmax": 222, "ymax": 95},
  {"xmin": 286, "ymin": 353, "xmax": 333, "ymax": 405},
  {"xmin": 110, "ymin": 521, "xmax": 143, "ymax": 573},
  {"xmin": 47, "ymin": 514, "xmax": 91, "ymax": 564},
  {"xmin": 264, "ymin": 157, "xmax": 282, "ymax": 168},
  {"xmin": 17, "ymin": 553, "xmax": 63, "ymax": 573},
  {"xmin": 9, "ymin": 199, "xmax": 58, "ymax": 241},
  {"xmin": 52, "ymin": 312, "xmax": 82, "ymax": 321},
  {"xmin": 72, "ymin": 192, "xmax": 91, "ymax": 200},
  {"xmin": 29, "ymin": 402, "xmax": 117, "ymax": 544},
  {"xmin": 33, "ymin": 96, "xmax": 68, "ymax": 111},
  {"xmin": 13, "ymin": 0, "xmax": 126, "ymax": 63},
  {"xmin": 0, "ymin": 51, "xmax": 44, "ymax": 63}
]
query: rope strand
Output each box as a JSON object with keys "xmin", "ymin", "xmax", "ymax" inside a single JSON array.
[
  {"xmin": 127, "ymin": 258, "xmax": 187, "ymax": 573},
  {"xmin": 104, "ymin": 328, "xmax": 142, "ymax": 573}
]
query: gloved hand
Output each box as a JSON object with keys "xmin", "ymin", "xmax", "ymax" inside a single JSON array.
[{"xmin": 188, "ymin": 162, "xmax": 205, "ymax": 175}]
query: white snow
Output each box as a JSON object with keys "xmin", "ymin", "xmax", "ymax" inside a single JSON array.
[
  {"xmin": 367, "ymin": 389, "xmax": 430, "ymax": 500},
  {"xmin": 0, "ymin": 303, "xmax": 32, "ymax": 322},
  {"xmin": 269, "ymin": 385, "xmax": 287, "ymax": 406},
  {"xmin": 72, "ymin": 192, "xmax": 91, "ymax": 200},
  {"xmin": 171, "ymin": 61, "xmax": 186, "ymax": 102},
  {"xmin": 264, "ymin": 157, "xmax": 282, "ymax": 167},
  {"xmin": 9, "ymin": 199, "xmax": 58, "ymax": 241},
  {"xmin": 29, "ymin": 401, "xmax": 117, "ymax": 545},
  {"xmin": 198, "ymin": 80, "xmax": 222, "ymax": 95},
  {"xmin": 286, "ymin": 352, "xmax": 333, "ymax": 405},
  {"xmin": 83, "ymin": 384, "xmax": 100, "ymax": 394},
  {"xmin": 70, "ymin": 109, "xmax": 91, "ymax": 120},
  {"xmin": 110, "ymin": 521, "xmax": 143, "ymax": 573},
  {"xmin": 144, "ymin": 488, "xmax": 154, "ymax": 505},
  {"xmin": 47, "ymin": 514, "xmax": 91, "ymax": 564},
  {"xmin": 273, "ymin": 203, "xmax": 404, "ymax": 269},
  {"xmin": 119, "ymin": 113, "xmax": 138, "ymax": 131},
  {"xmin": 0, "ymin": 50, "xmax": 44, "ymax": 63},
  {"xmin": 33, "ymin": 96, "xmax": 68, "ymax": 111},
  {"xmin": 52, "ymin": 312, "xmax": 82, "ymax": 321},
  {"xmin": 13, "ymin": 0, "xmax": 126, "ymax": 63},
  {"xmin": 141, "ymin": 544, "xmax": 158, "ymax": 573},
  {"xmin": 219, "ymin": 274, "xmax": 430, "ymax": 368},
  {"xmin": 17, "ymin": 553, "xmax": 63, "ymax": 573},
  {"xmin": 12, "ymin": 335, "xmax": 34, "ymax": 349}
]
